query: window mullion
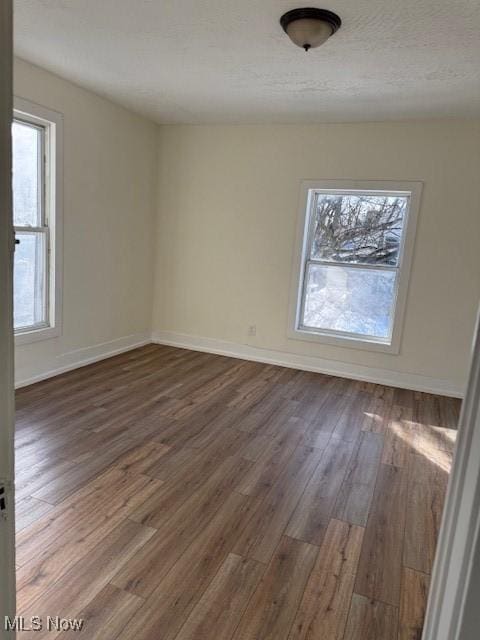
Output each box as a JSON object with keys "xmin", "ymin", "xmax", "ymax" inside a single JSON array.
[
  {"xmin": 307, "ymin": 258, "xmax": 398, "ymax": 272},
  {"xmin": 14, "ymin": 226, "xmax": 47, "ymax": 234}
]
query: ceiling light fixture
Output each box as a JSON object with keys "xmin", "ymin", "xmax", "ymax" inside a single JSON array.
[{"xmin": 280, "ymin": 7, "xmax": 341, "ymax": 51}]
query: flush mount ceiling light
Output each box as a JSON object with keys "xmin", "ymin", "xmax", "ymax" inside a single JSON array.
[{"xmin": 280, "ymin": 7, "xmax": 341, "ymax": 51}]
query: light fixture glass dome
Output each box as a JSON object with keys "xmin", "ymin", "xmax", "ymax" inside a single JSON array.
[
  {"xmin": 280, "ymin": 8, "xmax": 342, "ymax": 51},
  {"xmin": 285, "ymin": 18, "xmax": 333, "ymax": 50}
]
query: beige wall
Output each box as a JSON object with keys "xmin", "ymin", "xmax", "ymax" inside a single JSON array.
[
  {"xmin": 152, "ymin": 121, "xmax": 480, "ymax": 395},
  {"xmin": 14, "ymin": 58, "xmax": 158, "ymax": 384},
  {"xmin": 12, "ymin": 59, "xmax": 480, "ymax": 394}
]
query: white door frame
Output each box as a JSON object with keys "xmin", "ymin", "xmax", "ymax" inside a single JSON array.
[
  {"xmin": 422, "ymin": 305, "xmax": 480, "ymax": 640},
  {"xmin": 0, "ymin": 2, "xmax": 16, "ymax": 638}
]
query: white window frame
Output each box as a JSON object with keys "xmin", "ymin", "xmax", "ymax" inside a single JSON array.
[
  {"xmin": 13, "ymin": 97, "xmax": 63, "ymax": 345},
  {"xmin": 288, "ymin": 180, "xmax": 422, "ymax": 354}
]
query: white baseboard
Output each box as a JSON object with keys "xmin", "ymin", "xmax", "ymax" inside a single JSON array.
[
  {"xmin": 152, "ymin": 330, "xmax": 464, "ymax": 398},
  {"xmin": 15, "ymin": 332, "xmax": 151, "ymax": 388},
  {"xmin": 15, "ymin": 328, "xmax": 465, "ymax": 397}
]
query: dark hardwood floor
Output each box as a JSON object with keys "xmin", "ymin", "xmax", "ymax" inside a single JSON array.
[{"xmin": 14, "ymin": 344, "xmax": 460, "ymax": 639}]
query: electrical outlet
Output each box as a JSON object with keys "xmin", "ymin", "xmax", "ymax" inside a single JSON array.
[{"xmin": 247, "ymin": 324, "xmax": 257, "ymax": 337}]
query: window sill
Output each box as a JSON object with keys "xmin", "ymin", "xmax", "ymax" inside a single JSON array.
[
  {"xmin": 15, "ymin": 325, "xmax": 61, "ymax": 346},
  {"xmin": 288, "ymin": 326, "xmax": 400, "ymax": 354}
]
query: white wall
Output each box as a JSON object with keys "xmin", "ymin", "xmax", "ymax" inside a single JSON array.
[
  {"xmin": 152, "ymin": 121, "xmax": 480, "ymax": 396},
  {"xmin": 14, "ymin": 58, "xmax": 158, "ymax": 385}
]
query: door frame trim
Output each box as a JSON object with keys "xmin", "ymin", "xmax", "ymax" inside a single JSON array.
[
  {"xmin": 423, "ymin": 306, "xmax": 480, "ymax": 640},
  {"xmin": 0, "ymin": 2, "xmax": 16, "ymax": 638}
]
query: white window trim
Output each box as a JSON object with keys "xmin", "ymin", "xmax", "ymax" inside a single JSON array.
[
  {"xmin": 13, "ymin": 96, "xmax": 63, "ymax": 346},
  {"xmin": 288, "ymin": 179, "xmax": 423, "ymax": 354}
]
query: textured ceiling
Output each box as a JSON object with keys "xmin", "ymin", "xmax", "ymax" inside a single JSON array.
[{"xmin": 14, "ymin": 0, "xmax": 480, "ymax": 124}]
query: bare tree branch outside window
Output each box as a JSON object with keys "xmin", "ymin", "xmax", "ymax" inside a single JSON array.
[{"xmin": 311, "ymin": 195, "xmax": 407, "ymax": 265}]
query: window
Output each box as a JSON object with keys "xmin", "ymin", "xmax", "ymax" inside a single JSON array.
[
  {"xmin": 289, "ymin": 181, "xmax": 422, "ymax": 353},
  {"xmin": 12, "ymin": 98, "xmax": 62, "ymax": 344}
]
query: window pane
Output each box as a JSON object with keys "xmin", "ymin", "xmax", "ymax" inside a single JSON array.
[
  {"xmin": 12, "ymin": 120, "xmax": 41, "ymax": 226},
  {"xmin": 14, "ymin": 232, "xmax": 47, "ymax": 330},
  {"xmin": 311, "ymin": 193, "xmax": 408, "ymax": 266},
  {"xmin": 302, "ymin": 264, "xmax": 396, "ymax": 339}
]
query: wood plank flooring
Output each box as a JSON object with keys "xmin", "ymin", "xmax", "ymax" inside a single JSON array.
[{"xmin": 15, "ymin": 344, "xmax": 460, "ymax": 639}]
